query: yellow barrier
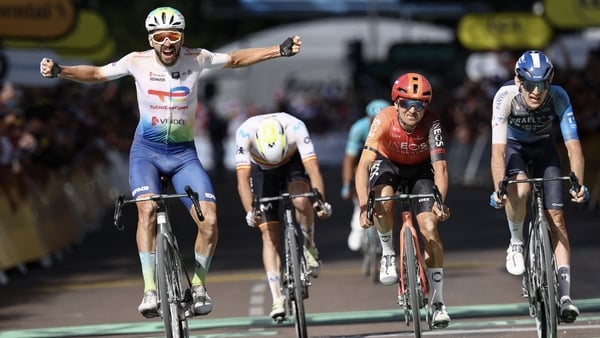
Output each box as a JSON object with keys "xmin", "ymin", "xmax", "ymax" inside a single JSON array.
[
  {"xmin": 0, "ymin": 188, "xmax": 46, "ymax": 269},
  {"xmin": 0, "ymin": 165, "xmax": 115, "ymax": 274}
]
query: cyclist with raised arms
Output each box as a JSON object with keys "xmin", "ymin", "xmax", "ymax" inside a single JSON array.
[
  {"xmin": 341, "ymin": 99, "xmax": 390, "ymax": 252},
  {"xmin": 355, "ymin": 73, "xmax": 451, "ymax": 329},
  {"xmin": 235, "ymin": 112, "xmax": 332, "ymax": 320},
  {"xmin": 490, "ymin": 50, "xmax": 589, "ymax": 323},
  {"xmin": 39, "ymin": 6, "xmax": 302, "ymax": 318}
]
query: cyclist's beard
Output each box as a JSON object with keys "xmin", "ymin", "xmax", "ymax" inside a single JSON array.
[{"xmin": 156, "ymin": 47, "xmax": 180, "ymax": 67}]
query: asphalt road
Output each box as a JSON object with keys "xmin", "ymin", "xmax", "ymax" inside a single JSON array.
[{"xmin": 0, "ymin": 168, "xmax": 599, "ymax": 338}]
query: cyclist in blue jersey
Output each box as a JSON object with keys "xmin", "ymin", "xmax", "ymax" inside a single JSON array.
[
  {"xmin": 490, "ymin": 50, "xmax": 590, "ymax": 323},
  {"xmin": 40, "ymin": 6, "xmax": 302, "ymax": 318},
  {"xmin": 341, "ymin": 99, "xmax": 389, "ymax": 251}
]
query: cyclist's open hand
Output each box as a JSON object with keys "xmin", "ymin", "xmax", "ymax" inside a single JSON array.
[{"xmin": 433, "ymin": 203, "xmax": 450, "ymax": 221}]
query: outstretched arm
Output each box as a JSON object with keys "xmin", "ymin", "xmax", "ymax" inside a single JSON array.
[
  {"xmin": 225, "ymin": 35, "xmax": 301, "ymax": 68},
  {"xmin": 40, "ymin": 58, "xmax": 107, "ymax": 83}
]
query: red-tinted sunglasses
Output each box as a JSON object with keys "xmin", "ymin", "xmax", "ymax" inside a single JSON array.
[{"xmin": 151, "ymin": 31, "xmax": 182, "ymax": 45}]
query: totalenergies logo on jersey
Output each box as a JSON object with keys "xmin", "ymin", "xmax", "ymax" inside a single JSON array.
[{"xmin": 148, "ymin": 86, "xmax": 190, "ymax": 103}]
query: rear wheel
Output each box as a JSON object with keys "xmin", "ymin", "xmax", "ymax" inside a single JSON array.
[{"xmin": 404, "ymin": 227, "xmax": 422, "ymax": 338}]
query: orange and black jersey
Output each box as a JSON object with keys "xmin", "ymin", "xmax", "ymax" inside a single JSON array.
[{"xmin": 363, "ymin": 106, "xmax": 446, "ymax": 165}]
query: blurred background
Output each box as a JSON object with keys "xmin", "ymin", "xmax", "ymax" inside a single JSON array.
[{"xmin": 1, "ymin": 0, "xmax": 599, "ymax": 283}]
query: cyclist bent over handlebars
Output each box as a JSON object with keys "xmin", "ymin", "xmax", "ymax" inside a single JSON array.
[
  {"xmin": 235, "ymin": 112, "xmax": 332, "ymax": 321},
  {"xmin": 355, "ymin": 73, "xmax": 451, "ymax": 329}
]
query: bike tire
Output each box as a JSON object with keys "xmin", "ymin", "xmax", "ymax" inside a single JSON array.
[
  {"xmin": 404, "ymin": 227, "xmax": 422, "ymax": 338},
  {"xmin": 538, "ymin": 221, "xmax": 558, "ymax": 338},
  {"xmin": 157, "ymin": 233, "xmax": 189, "ymax": 338},
  {"xmin": 288, "ymin": 227, "xmax": 308, "ymax": 338}
]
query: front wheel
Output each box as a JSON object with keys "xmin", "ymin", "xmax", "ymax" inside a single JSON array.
[
  {"xmin": 287, "ymin": 227, "xmax": 308, "ymax": 338},
  {"xmin": 157, "ymin": 233, "xmax": 190, "ymax": 338},
  {"xmin": 527, "ymin": 221, "xmax": 558, "ymax": 338},
  {"xmin": 403, "ymin": 227, "xmax": 422, "ymax": 338}
]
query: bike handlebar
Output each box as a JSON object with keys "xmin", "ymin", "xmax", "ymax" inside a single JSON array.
[
  {"xmin": 251, "ymin": 188, "xmax": 326, "ymax": 217},
  {"xmin": 366, "ymin": 185, "xmax": 445, "ymax": 223},
  {"xmin": 113, "ymin": 185, "xmax": 205, "ymax": 231},
  {"xmin": 497, "ymin": 172, "xmax": 581, "ymax": 198}
]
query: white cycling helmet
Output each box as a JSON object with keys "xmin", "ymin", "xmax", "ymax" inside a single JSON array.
[
  {"xmin": 255, "ymin": 117, "xmax": 288, "ymax": 164},
  {"xmin": 145, "ymin": 7, "xmax": 185, "ymax": 32}
]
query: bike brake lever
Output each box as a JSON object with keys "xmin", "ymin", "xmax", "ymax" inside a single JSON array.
[
  {"xmin": 569, "ymin": 172, "xmax": 581, "ymax": 192},
  {"xmin": 185, "ymin": 185, "xmax": 205, "ymax": 222},
  {"xmin": 366, "ymin": 190, "xmax": 375, "ymax": 223},
  {"xmin": 114, "ymin": 195, "xmax": 125, "ymax": 231}
]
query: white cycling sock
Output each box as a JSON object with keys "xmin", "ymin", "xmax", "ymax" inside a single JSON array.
[
  {"xmin": 378, "ymin": 230, "xmax": 394, "ymax": 256},
  {"xmin": 557, "ymin": 265, "xmax": 571, "ymax": 301},
  {"xmin": 508, "ymin": 220, "xmax": 524, "ymax": 244},
  {"xmin": 428, "ymin": 267, "xmax": 444, "ymax": 304},
  {"xmin": 267, "ymin": 271, "xmax": 282, "ymax": 300},
  {"xmin": 139, "ymin": 252, "xmax": 156, "ymax": 291},
  {"xmin": 192, "ymin": 252, "xmax": 212, "ymax": 286}
]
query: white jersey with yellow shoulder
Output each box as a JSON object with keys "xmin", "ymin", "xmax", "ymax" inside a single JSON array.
[
  {"xmin": 235, "ymin": 112, "xmax": 317, "ymax": 170},
  {"xmin": 99, "ymin": 47, "xmax": 230, "ymax": 143}
]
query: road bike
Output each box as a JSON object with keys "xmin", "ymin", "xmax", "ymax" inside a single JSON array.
[
  {"xmin": 113, "ymin": 176, "xmax": 204, "ymax": 338},
  {"xmin": 366, "ymin": 183, "xmax": 446, "ymax": 338},
  {"xmin": 251, "ymin": 188, "xmax": 326, "ymax": 338},
  {"xmin": 498, "ymin": 172, "xmax": 581, "ymax": 338}
]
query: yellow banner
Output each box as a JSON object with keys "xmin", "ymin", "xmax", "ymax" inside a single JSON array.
[
  {"xmin": 545, "ymin": 0, "xmax": 600, "ymax": 28},
  {"xmin": 458, "ymin": 13, "xmax": 553, "ymax": 50},
  {"xmin": 0, "ymin": 0, "xmax": 75, "ymax": 38}
]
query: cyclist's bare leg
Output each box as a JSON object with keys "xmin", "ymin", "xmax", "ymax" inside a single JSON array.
[
  {"xmin": 289, "ymin": 181, "xmax": 315, "ymax": 247},
  {"xmin": 136, "ymin": 197, "xmax": 158, "ymax": 291},
  {"xmin": 373, "ymin": 185, "xmax": 395, "ymax": 232},
  {"xmin": 415, "ymin": 212, "xmax": 443, "ymax": 268},
  {"xmin": 259, "ymin": 221, "xmax": 284, "ymax": 299},
  {"xmin": 504, "ymin": 173, "xmax": 530, "ymax": 243},
  {"xmin": 546, "ymin": 209, "xmax": 570, "ymax": 266},
  {"xmin": 416, "ymin": 211, "xmax": 447, "ymax": 307},
  {"xmin": 190, "ymin": 201, "xmax": 218, "ymax": 286}
]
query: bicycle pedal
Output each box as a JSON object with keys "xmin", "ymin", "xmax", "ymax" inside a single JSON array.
[{"xmin": 272, "ymin": 314, "xmax": 286, "ymax": 323}]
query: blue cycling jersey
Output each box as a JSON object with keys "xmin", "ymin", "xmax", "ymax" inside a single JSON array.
[
  {"xmin": 344, "ymin": 117, "xmax": 372, "ymax": 157},
  {"xmin": 491, "ymin": 81, "xmax": 580, "ymax": 144}
]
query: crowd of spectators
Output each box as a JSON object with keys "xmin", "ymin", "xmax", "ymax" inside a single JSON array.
[{"xmin": 1, "ymin": 48, "xmax": 599, "ymax": 211}]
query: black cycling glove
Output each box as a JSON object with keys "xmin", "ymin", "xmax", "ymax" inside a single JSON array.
[
  {"xmin": 279, "ymin": 37, "xmax": 297, "ymax": 57},
  {"xmin": 51, "ymin": 62, "xmax": 61, "ymax": 78}
]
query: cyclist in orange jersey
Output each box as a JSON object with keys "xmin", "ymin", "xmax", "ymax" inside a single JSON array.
[{"xmin": 355, "ymin": 72, "xmax": 451, "ymax": 329}]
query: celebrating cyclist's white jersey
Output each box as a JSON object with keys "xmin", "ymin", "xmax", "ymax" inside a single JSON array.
[
  {"xmin": 40, "ymin": 5, "xmax": 303, "ymax": 320},
  {"xmin": 101, "ymin": 49, "xmax": 229, "ymax": 143}
]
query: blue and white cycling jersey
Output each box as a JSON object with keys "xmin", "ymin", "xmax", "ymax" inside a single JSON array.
[{"xmin": 491, "ymin": 80, "xmax": 580, "ymax": 144}]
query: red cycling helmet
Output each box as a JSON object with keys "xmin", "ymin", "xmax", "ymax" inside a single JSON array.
[{"xmin": 390, "ymin": 73, "xmax": 432, "ymax": 104}]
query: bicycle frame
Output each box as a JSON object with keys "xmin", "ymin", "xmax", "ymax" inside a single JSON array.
[
  {"xmin": 366, "ymin": 184, "xmax": 445, "ymax": 338},
  {"xmin": 253, "ymin": 188, "xmax": 325, "ymax": 338},
  {"xmin": 114, "ymin": 180, "xmax": 204, "ymax": 338},
  {"xmin": 499, "ymin": 172, "xmax": 580, "ymax": 338}
]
